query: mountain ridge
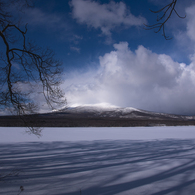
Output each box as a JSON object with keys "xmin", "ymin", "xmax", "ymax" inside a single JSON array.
[
  {"xmin": 1, "ymin": 104, "xmax": 195, "ymax": 127},
  {"xmin": 52, "ymin": 104, "xmax": 195, "ymax": 121}
]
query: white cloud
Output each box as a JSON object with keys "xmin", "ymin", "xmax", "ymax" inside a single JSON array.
[
  {"xmin": 186, "ymin": 5, "xmax": 195, "ymax": 42},
  {"xmin": 62, "ymin": 42, "xmax": 195, "ymax": 115},
  {"xmin": 173, "ymin": 3, "xmax": 195, "ymax": 60},
  {"xmin": 23, "ymin": 8, "xmax": 68, "ymax": 31},
  {"xmin": 70, "ymin": 0, "xmax": 147, "ymax": 36}
]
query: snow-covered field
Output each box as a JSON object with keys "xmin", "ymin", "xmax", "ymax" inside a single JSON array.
[{"xmin": 1, "ymin": 126, "xmax": 195, "ymax": 195}]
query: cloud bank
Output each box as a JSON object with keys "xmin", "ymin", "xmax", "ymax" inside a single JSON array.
[
  {"xmin": 70, "ymin": 0, "xmax": 146, "ymax": 36},
  {"xmin": 63, "ymin": 41, "xmax": 195, "ymax": 115},
  {"xmin": 60, "ymin": 3, "xmax": 195, "ymax": 115}
]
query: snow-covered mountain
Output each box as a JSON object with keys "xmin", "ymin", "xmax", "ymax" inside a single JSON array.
[
  {"xmin": 52, "ymin": 103, "xmax": 194, "ymax": 120},
  {"xmin": 2, "ymin": 103, "xmax": 195, "ymax": 128}
]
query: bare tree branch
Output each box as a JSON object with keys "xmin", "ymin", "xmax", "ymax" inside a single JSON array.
[
  {"xmin": 144, "ymin": 0, "xmax": 186, "ymax": 40},
  {"xmin": 0, "ymin": 0, "xmax": 66, "ymax": 135}
]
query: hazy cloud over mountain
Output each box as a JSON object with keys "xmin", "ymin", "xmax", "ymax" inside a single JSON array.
[{"xmin": 63, "ymin": 41, "xmax": 195, "ymax": 115}]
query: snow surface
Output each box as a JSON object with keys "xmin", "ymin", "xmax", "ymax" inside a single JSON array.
[
  {"xmin": 0, "ymin": 126, "xmax": 195, "ymax": 142},
  {"xmin": 1, "ymin": 126, "xmax": 195, "ymax": 195}
]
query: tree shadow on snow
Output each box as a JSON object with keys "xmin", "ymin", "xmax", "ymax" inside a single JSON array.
[{"xmin": 1, "ymin": 139, "xmax": 195, "ymax": 195}]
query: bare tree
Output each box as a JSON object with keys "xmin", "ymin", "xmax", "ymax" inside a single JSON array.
[
  {"xmin": 0, "ymin": 0, "xmax": 66, "ymax": 134},
  {"xmin": 144, "ymin": 0, "xmax": 186, "ymax": 40}
]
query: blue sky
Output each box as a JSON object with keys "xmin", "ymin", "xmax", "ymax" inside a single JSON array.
[
  {"xmin": 13, "ymin": 0, "xmax": 195, "ymax": 115},
  {"xmin": 26, "ymin": 0, "xmax": 190, "ymax": 68}
]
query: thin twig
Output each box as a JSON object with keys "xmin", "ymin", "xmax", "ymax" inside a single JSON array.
[{"xmin": 144, "ymin": 0, "xmax": 186, "ymax": 40}]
